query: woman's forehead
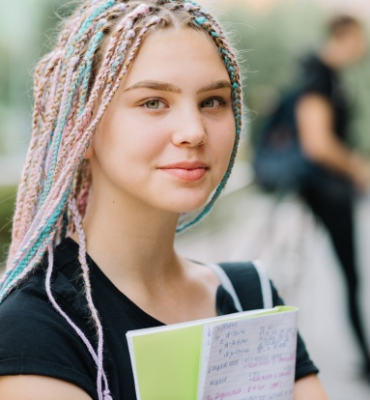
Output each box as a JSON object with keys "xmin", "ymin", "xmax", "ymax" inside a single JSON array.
[{"xmin": 120, "ymin": 27, "xmax": 230, "ymax": 90}]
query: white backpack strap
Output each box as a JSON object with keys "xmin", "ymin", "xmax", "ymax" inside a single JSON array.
[
  {"xmin": 209, "ymin": 263, "xmax": 243, "ymax": 312},
  {"xmin": 253, "ymin": 259, "xmax": 273, "ymax": 309}
]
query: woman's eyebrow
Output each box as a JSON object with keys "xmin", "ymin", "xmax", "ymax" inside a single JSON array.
[
  {"xmin": 123, "ymin": 79, "xmax": 232, "ymax": 94},
  {"xmin": 123, "ymin": 80, "xmax": 181, "ymax": 93},
  {"xmin": 197, "ymin": 80, "xmax": 232, "ymax": 94}
]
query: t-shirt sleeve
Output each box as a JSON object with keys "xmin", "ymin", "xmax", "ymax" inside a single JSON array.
[
  {"xmin": 0, "ymin": 280, "xmax": 98, "ymax": 400},
  {"xmin": 270, "ymin": 280, "xmax": 319, "ymax": 381},
  {"xmin": 300, "ymin": 64, "xmax": 332, "ymax": 100}
]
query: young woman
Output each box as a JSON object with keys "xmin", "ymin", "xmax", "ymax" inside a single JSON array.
[{"xmin": 0, "ymin": 1, "xmax": 329, "ymax": 399}]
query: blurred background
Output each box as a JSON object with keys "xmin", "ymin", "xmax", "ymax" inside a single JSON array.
[{"xmin": 1, "ymin": 0, "xmax": 370, "ymax": 398}]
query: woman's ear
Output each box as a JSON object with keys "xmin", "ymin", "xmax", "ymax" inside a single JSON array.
[{"xmin": 84, "ymin": 142, "xmax": 95, "ymax": 159}]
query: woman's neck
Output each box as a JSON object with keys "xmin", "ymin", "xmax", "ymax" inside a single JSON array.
[
  {"xmin": 76, "ymin": 190, "xmax": 181, "ymax": 289},
  {"xmin": 71, "ymin": 188, "xmax": 221, "ymax": 324}
]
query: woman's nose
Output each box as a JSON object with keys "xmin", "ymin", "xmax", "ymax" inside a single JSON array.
[{"xmin": 171, "ymin": 107, "xmax": 207, "ymax": 148}]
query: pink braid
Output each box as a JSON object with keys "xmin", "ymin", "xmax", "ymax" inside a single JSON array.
[
  {"xmin": 69, "ymin": 198, "xmax": 107, "ymax": 400},
  {"xmin": 9, "ymin": 50, "xmax": 64, "ymax": 254},
  {"xmin": 45, "ymin": 243, "xmax": 111, "ymax": 400}
]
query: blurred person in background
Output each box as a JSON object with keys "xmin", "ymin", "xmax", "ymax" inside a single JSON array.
[
  {"xmin": 297, "ymin": 15, "xmax": 370, "ymax": 381},
  {"xmin": 254, "ymin": 15, "xmax": 370, "ymax": 381}
]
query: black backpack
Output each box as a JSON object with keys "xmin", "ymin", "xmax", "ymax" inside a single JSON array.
[
  {"xmin": 212, "ymin": 261, "xmax": 274, "ymax": 311},
  {"xmin": 252, "ymin": 92, "xmax": 310, "ymax": 193}
]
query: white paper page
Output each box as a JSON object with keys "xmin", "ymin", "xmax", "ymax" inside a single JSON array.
[{"xmin": 198, "ymin": 311, "xmax": 297, "ymax": 400}]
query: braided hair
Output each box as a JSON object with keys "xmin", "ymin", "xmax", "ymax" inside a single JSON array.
[{"xmin": 0, "ymin": 1, "xmax": 243, "ymax": 398}]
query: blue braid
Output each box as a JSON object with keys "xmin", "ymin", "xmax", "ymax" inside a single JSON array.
[
  {"xmin": 0, "ymin": 188, "xmax": 72, "ymax": 299},
  {"xmin": 40, "ymin": 21, "xmax": 106, "ymax": 206},
  {"xmin": 39, "ymin": 73, "xmax": 77, "ymax": 204},
  {"xmin": 67, "ymin": 0, "xmax": 116, "ymax": 58},
  {"xmin": 78, "ymin": 29, "xmax": 105, "ymax": 115}
]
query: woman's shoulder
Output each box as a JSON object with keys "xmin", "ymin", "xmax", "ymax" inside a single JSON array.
[
  {"xmin": 0, "ymin": 238, "xmax": 82, "ymax": 342},
  {"xmin": 0, "ymin": 262, "xmax": 51, "ymax": 323},
  {"xmin": 0, "ymin": 239, "xmax": 97, "ymax": 398},
  {"xmin": 0, "ymin": 237, "xmax": 82, "ymax": 316}
]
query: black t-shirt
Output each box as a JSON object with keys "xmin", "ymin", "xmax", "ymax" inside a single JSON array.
[
  {"xmin": 299, "ymin": 54, "xmax": 350, "ymax": 141},
  {"xmin": 297, "ymin": 54, "xmax": 353, "ymax": 189},
  {"xmin": 0, "ymin": 238, "xmax": 318, "ymax": 399}
]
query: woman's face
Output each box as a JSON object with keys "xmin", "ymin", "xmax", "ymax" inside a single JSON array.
[{"xmin": 88, "ymin": 27, "xmax": 235, "ymax": 214}]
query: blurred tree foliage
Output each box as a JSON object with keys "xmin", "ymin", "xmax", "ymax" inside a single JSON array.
[
  {"xmin": 221, "ymin": 2, "xmax": 370, "ymax": 154},
  {"xmin": 0, "ymin": 0, "xmax": 76, "ymax": 156},
  {"xmin": 0, "ymin": 186, "xmax": 16, "ymax": 267},
  {"xmin": 0, "ymin": 40, "xmax": 10, "ymax": 154}
]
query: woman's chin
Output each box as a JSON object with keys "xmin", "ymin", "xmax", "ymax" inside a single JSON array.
[
  {"xmin": 153, "ymin": 187, "xmax": 216, "ymax": 214},
  {"xmin": 173, "ymin": 193, "xmax": 214, "ymax": 214},
  {"xmin": 174, "ymin": 200, "xmax": 209, "ymax": 214}
]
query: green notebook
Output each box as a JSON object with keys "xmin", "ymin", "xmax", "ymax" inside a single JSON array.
[{"xmin": 126, "ymin": 306, "xmax": 298, "ymax": 400}]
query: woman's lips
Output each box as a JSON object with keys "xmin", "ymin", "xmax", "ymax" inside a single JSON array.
[
  {"xmin": 161, "ymin": 168, "xmax": 207, "ymax": 181},
  {"xmin": 159, "ymin": 162, "xmax": 209, "ymax": 182}
]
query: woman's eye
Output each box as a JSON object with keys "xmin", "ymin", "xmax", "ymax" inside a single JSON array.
[
  {"xmin": 143, "ymin": 99, "xmax": 165, "ymax": 110},
  {"xmin": 201, "ymin": 98, "xmax": 225, "ymax": 108}
]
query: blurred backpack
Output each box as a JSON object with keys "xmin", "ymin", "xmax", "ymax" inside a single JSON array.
[{"xmin": 252, "ymin": 92, "xmax": 310, "ymax": 192}]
